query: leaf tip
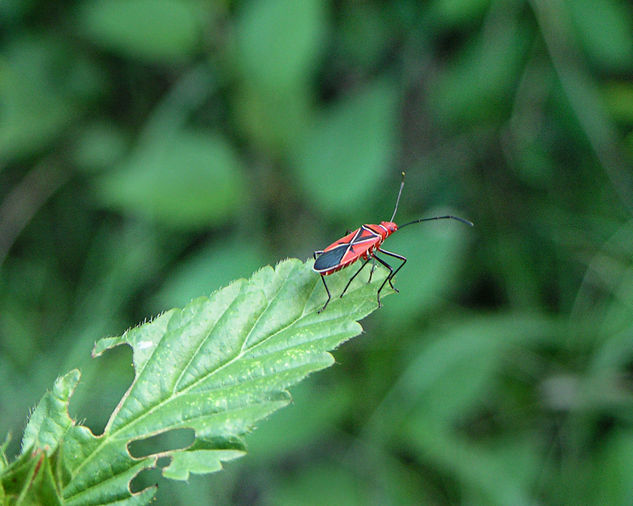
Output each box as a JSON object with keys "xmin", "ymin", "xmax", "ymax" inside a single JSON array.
[{"xmin": 92, "ymin": 335, "xmax": 121, "ymax": 358}]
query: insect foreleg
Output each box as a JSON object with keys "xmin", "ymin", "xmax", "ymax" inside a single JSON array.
[{"xmin": 376, "ymin": 247, "xmax": 407, "ymax": 289}]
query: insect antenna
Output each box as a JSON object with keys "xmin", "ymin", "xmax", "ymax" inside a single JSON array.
[
  {"xmin": 390, "ymin": 171, "xmax": 407, "ymax": 222},
  {"xmin": 399, "ymin": 215, "xmax": 474, "ymax": 229}
]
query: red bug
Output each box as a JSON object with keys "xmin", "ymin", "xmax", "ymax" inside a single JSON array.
[{"xmin": 313, "ymin": 172, "xmax": 473, "ymax": 312}]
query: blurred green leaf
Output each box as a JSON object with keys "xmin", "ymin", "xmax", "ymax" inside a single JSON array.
[
  {"xmin": 367, "ymin": 314, "xmax": 559, "ymax": 438},
  {"xmin": 0, "ymin": 36, "xmax": 81, "ymax": 160},
  {"xmin": 78, "ymin": 0, "xmax": 206, "ymax": 63},
  {"xmin": 72, "ymin": 121, "xmax": 128, "ymax": 172},
  {"xmin": 338, "ymin": 3, "xmax": 390, "ymax": 69},
  {"xmin": 429, "ymin": 0, "xmax": 491, "ymax": 27},
  {"xmin": 600, "ymin": 260, "xmax": 633, "ymax": 332},
  {"xmin": 234, "ymin": 0, "xmax": 326, "ymax": 88},
  {"xmin": 430, "ymin": 17, "xmax": 528, "ymax": 126},
  {"xmin": 592, "ymin": 430, "xmax": 633, "ymax": 504},
  {"xmin": 265, "ymin": 463, "xmax": 368, "ymax": 506},
  {"xmin": 404, "ymin": 422, "xmax": 539, "ymax": 506},
  {"xmin": 231, "ymin": 0, "xmax": 325, "ymax": 155},
  {"xmin": 568, "ymin": 0, "xmax": 633, "ymax": 72},
  {"xmin": 233, "ymin": 83, "xmax": 313, "ymax": 155},
  {"xmin": 293, "ymin": 79, "xmax": 399, "ymax": 216},
  {"xmin": 154, "ymin": 237, "xmax": 266, "ymax": 309},
  {"xmin": 603, "ymin": 81, "xmax": 633, "ymax": 123},
  {"xmin": 378, "ymin": 211, "xmax": 471, "ymax": 321},
  {"xmin": 138, "ymin": 64, "xmax": 216, "ymax": 145},
  {"xmin": 512, "ymin": 141, "xmax": 556, "ymax": 187},
  {"xmin": 589, "ymin": 268, "xmax": 633, "ymax": 380},
  {"xmin": 392, "ymin": 322, "xmax": 505, "ymax": 429},
  {"xmin": 0, "ymin": 0, "xmax": 35, "ymax": 22},
  {"xmin": 96, "ymin": 131, "xmax": 245, "ymax": 228},
  {"xmin": 494, "ymin": 231, "xmax": 543, "ymax": 308},
  {"xmin": 245, "ymin": 380, "xmax": 353, "ymax": 462}
]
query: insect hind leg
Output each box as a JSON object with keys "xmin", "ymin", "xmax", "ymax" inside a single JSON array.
[
  {"xmin": 317, "ymin": 274, "xmax": 331, "ymax": 313},
  {"xmin": 339, "ymin": 257, "xmax": 371, "ymax": 299},
  {"xmin": 313, "ymin": 251, "xmax": 332, "ymax": 313},
  {"xmin": 373, "ymin": 248, "xmax": 407, "ymax": 307}
]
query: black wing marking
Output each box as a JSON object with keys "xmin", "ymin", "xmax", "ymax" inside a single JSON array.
[{"xmin": 314, "ymin": 245, "xmax": 349, "ymax": 272}]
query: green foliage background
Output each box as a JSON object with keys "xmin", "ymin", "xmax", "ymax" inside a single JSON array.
[{"xmin": 1, "ymin": 0, "xmax": 633, "ymax": 504}]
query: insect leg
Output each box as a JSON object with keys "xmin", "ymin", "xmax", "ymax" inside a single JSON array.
[
  {"xmin": 340, "ymin": 257, "xmax": 371, "ymax": 299},
  {"xmin": 373, "ymin": 255, "xmax": 395, "ymax": 307},
  {"xmin": 317, "ymin": 274, "xmax": 331, "ymax": 313},
  {"xmin": 367, "ymin": 257, "xmax": 377, "ymax": 283},
  {"xmin": 377, "ymin": 248, "xmax": 407, "ymax": 290},
  {"xmin": 313, "ymin": 251, "xmax": 331, "ymax": 312}
]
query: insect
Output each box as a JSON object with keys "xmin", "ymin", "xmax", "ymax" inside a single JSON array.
[{"xmin": 312, "ymin": 172, "xmax": 473, "ymax": 312}]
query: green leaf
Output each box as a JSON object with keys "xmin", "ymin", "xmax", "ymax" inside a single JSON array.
[
  {"xmin": 78, "ymin": 0, "xmax": 206, "ymax": 63},
  {"xmin": 57, "ymin": 258, "xmax": 386, "ymax": 504},
  {"xmin": 0, "ymin": 434, "xmax": 9, "ymax": 472},
  {"xmin": 293, "ymin": 79, "xmax": 399, "ymax": 216},
  {"xmin": 0, "ymin": 450, "xmax": 64, "ymax": 505},
  {"xmin": 96, "ymin": 130, "xmax": 245, "ymax": 229},
  {"xmin": 21, "ymin": 370, "xmax": 81, "ymax": 456}
]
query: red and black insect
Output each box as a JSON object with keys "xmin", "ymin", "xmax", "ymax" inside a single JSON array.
[{"xmin": 313, "ymin": 172, "xmax": 473, "ymax": 312}]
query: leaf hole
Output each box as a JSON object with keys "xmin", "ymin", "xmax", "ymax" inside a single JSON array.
[
  {"xmin": 129, "ymin": 467, "xmax": 161, "ymax": 494},
  {"xmin": 128, "ymin": 428, "xmax": 195, "ymax": 458},
  {"xmin": 77, "ymin": 344, "xmax": 135, "ymax": 436}
]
